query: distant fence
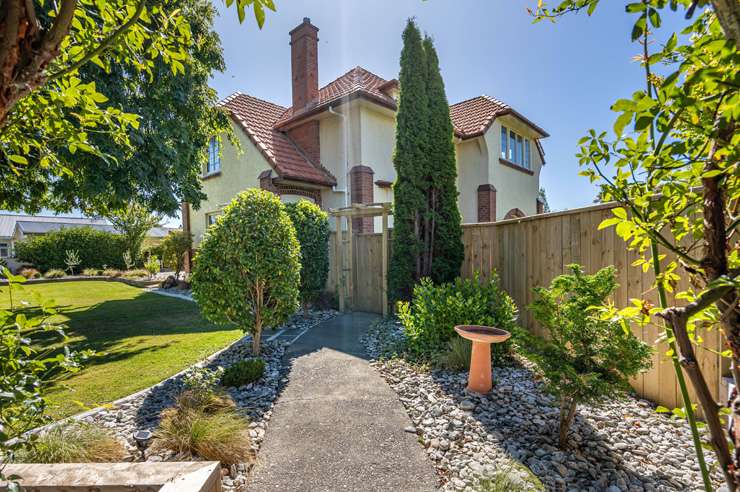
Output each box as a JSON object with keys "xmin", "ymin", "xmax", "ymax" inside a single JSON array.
[{"xmin": 327, "ymin": 202, "xmax": 724, "ymax": 413}]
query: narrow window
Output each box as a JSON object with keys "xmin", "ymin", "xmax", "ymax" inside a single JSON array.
[
  {"xmin": 500, "ymin": 126, "xmax": 508, "ymax": 159},
  {"xmin": 517, "ymin": 135, "xmax": 524, "ymax": 165},
  {"xmin": 525, "ymin": 140, "xmax": 531, "ymax": 169},
  {"xmin": 509, "ymin": 130, "xmax": 517, "ymax": 162},
  {"xmin": 207, "ymin": 137, "xmax": 220, "ymax": 174},
  {"xmin": 0, "ymin": 243, "xmax": 8, "ymax": 258}
]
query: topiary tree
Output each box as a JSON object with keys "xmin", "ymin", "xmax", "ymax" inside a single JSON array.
[
  {"xmin": 284, "ymin": 200, "xmax": 330, "ymax": 316},
  {"xmin": 191, "ymin": 189, "xmax": 300, "ymax": 355},
  {"xmin": 519, "ymin": 264, "xmax": 652, "ymax": 448}
]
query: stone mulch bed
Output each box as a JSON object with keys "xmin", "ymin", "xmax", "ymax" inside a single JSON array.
[
  {"xmin": 363, "ymin": 319, "xmax": 724, "ymax": 492},
  {"xmin": 72, "ymin": 310, "xmax": 336, "ymax": 492}
]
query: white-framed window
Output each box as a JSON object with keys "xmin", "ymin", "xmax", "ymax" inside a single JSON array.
[
  {"xmin": 509, "ymin": 131, "xmax": 517, "ymax": 162},
  {"xmin": 0, "ymin": 243, "xmax": 9, "ymax": 258},
  {"xmin": 206, "ymin": 137, "xmax": 220, "ymax": 174},
  {"xmin": 500, "ymin": 126, "xmax": 508, "ymax": 159},
  {"xmin": 206, "ymin": 212, "xmax": 220, "ymax": 228}
]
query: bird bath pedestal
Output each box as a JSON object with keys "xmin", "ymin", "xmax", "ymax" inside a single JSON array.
[{"xmin": 454, "ymin": 325, "xmax": 511, "ymax": 394}]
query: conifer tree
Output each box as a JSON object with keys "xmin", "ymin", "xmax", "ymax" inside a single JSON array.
[
  {"xmin": 389, "ymin": 19, "xmax": 429, "ymax": 301},
  {"xmin": 423, "ymin": 36, "xmax": 463, "ymax": 284}
]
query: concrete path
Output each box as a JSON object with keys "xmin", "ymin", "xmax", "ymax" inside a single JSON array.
[{"xmin": 248, "ymin": 312, "xmax": 438, "ymax": 492}]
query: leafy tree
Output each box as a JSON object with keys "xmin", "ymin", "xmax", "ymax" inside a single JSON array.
[
  {"xmin": 106, "ymin": 203, "xmax": 162, "ymax": 264},
  {"xmin": 538, "ymin": 187, "xmax": 551, "ymax": 212},
  {"xmin": 191, "ymin": 189, "xmax": 300, "ymax": 355},
  {"xmin": 390, "ymin": 20, "xmax": 463, "ymax": 300},
  {"xmin": 161, "ymin": 230, "xmax": 193, "ymax": 280},
  {"xmin": 284, "ymin": 200, "xmax": 330, "ymax": 315},
  {"xmin": 423, "ymin": 36, "xmax": 464, "ymax": 285},
  {"xmin": 0, "ymin": 269, "xmax": 92, "ymax": 484},
  {"xmin": 521, "ymin": 265, "xmax": 652, "ymax": 448},
  {"xmin": 0, "ymin": 0, "xmax": 274, "ymax": 215},
  {"xmin": 533, "ymin": 0, "xmax": 738, "ymax": 488}
]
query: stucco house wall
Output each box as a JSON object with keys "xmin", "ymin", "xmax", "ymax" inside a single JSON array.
[
  {"xmin": 189, "ymin": 121, "xmax": 271, "ymax": 245},
  {"xmin": 455, "ymin": 138, "xmax": 490, "ymax": 223}
]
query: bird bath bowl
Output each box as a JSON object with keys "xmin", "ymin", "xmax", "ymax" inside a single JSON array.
[{"xmin": 454, "ymin": 325, "xmax": 511, "ymax": 394}]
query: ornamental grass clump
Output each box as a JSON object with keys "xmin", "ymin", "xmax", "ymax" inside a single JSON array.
[
  {"xmin": 397, "ymin": 272, "xmax": 517, "ymax": 359},
  {"xmin": 520, "ymin": 264, "xmax": 652, "ymax": 448},
  {"xmin": 192, "ymin": 189, "xmax": 301, "ymax": 355},
  {"xmin": 153, "ymin": 390, "xmax": 252, "ymax": 465},
  {"xmin": 16, "ymin": 424, "xmax": 126, "ymax": 463},
  {"xmin": 43, "ymin": 269, "xmax": 66, "ymax": 279}
]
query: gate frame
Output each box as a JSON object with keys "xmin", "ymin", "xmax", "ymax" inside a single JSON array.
[{"xmin": 329, "ymin": 202, "xmax": 392, "ymax": 316}]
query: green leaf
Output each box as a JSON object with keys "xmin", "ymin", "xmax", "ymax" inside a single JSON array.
[{"xmin": 8, "ymin": 155, "xmax": 28, "ymax": 165}]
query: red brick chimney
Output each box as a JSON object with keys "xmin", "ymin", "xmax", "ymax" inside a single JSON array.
[{"xmin": 289, "ymin": 18, "xmax": 319, "ymax": 111}]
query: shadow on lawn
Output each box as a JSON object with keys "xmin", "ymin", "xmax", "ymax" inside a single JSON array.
[{"xmin": 428, "ymin": 366, "xmax": 685, "ymax": 490}]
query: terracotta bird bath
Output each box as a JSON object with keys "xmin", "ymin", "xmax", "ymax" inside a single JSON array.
[{"xmin": 454, "ymin": 325, "xmax": 511, "ymax": 394}]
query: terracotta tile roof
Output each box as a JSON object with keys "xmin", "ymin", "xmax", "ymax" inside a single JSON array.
[
  {"xmin": 275, "ymin": 67, "xmax": 397, "ymax": 127},
  {"xmin": 449, "ymin": 95, "xmax": 549, "ymax": 140},
  {"xmin": 219, "ymin": 93, "xmax": 336, "ymax": 186}
]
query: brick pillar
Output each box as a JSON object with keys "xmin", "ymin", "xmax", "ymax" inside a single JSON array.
[
  {"xmin": 180, "ymin": 201, "xmax": 192, "ymax": 273},
  {"xmin": 349, "ymin": 165, "xmax": 375, "ymax": 233},
  {"xmin": 477, "ymin": 184, "xmax": 497, "ymax": 222},
  {"xmin": 536, "ymin": 198, "xmax": 545, "ymax": 215}
]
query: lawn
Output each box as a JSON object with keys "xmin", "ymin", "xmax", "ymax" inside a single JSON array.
[{"xmin": 0, "ymin": 280, "xmax": 241, "ymax": 419}]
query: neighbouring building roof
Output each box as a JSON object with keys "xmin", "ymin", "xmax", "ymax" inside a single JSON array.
[
  {"xmin": 0, "ymin": 214, "xmax": 176, "ymax": 239},
  {"xmin": 219, "ymin": 93, "xmax": 337, "ymax": 187},
  {"xmin": 275, "ymin": 66, "xmax": 398, "ymax": 127}
]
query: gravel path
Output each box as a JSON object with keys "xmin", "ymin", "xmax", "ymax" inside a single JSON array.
[{"xmin": 363, "ymin": 319, "xmax": 724, "ymax": 492}]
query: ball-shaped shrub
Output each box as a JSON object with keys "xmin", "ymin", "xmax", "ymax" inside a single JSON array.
[
  {"xmin": 221, "ymin": 359, "xmax": 265, "ymax": 388},
  {"xmin": 191, "ymin": 189, "xmax": 300, "ymax": 355},
  {"xmin": 284, "ymin": 200, "xmax": 330, "ymax": 313}
]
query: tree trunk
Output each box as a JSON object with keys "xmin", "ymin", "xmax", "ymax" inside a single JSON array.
[
  {"xmin": 558, "ymin": 397, "xmax": 577, "ymax": 448},
  {"xmin": 711, "ymin": 0, "xmax": 740, "ymax": 50},
  {"xmin": 302, "ymin": 299, "xmax": 310, "ymax": 319},
  {"xmin": 252, "ymin": 282, "xmax": 263, "ymax": 355}
]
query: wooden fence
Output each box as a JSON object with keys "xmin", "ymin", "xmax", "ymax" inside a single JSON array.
[{"xmin": 327, "ymin": 203, "xmax": 725, "ymax": 412}]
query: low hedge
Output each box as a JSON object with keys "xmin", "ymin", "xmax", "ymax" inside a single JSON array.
[{"xmin": 15, "ymin": 227, "xmax": 127, "ymax": 272}]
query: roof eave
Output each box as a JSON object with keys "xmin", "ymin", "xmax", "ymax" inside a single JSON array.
[{"xmin": 275, "ymin": 91, "xmax": 397, "ymax": 130}]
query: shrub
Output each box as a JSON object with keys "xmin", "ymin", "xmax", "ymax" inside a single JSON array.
[
  {"xmin": 520, "ymin": 264, "xmax": 652, "ymax": 448},
  {"xmin": 82, "ymin": 268, "xmax": 101, "ymax": 276},
  {"xmin": 183, "ymin": 366, "xmax": 224, "ymax": 395},
  {"xmin": 154, "ymin": 390, "xmax": 252, "ymax": 465},
  {"xmin": 161, "ymin": 231, "xmax": 193, "ymax": 280},
  {"xmin": 192, "ymin": 189, "xmax": 300, "ymax": 355},
  {"xmin": 121, "ymin": 269, "xmax": 148, "ymax": 279},
  {"xmin": 221, "ymin": 359, "xmax": 265, "ymax": 388},
  {"xmin": 15, "ymin": 424, "xmax": 126, "ymax": 463},
  {"xmin": 144, "ymin": 255, "xmax": 160, "ymax": 278},
  {"xmin": 43, "ymin": 269, "xmax": 66, "ymax": 279},
  {"xmin": 439, "ymin": 337, "xmax": 472, "ymax": 371},
  {"xmin": 284, "ymin": 200, "xmax": 329, "ymax": 312},
  {"xmin": 19, "ymin": 267, "xmax": 41, "ymax": 279},
  {"xmin": 102, "ymin": 268, "xmax": 122, "ymax": 277},
  {"xmin": 15, "ymin": 227, "xmax": 127, "ymax": 272},
  {"xmin": 397, "ymin": 272, "xmax": 518, "ymax": 357}
]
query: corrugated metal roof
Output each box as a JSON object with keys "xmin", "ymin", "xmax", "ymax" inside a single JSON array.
[{"xmin": 0, "ymin": 214, "xmax": 177, "ymax": 238}]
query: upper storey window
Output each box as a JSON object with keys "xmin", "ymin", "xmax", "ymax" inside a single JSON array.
[
  {"xmin": 206, "ymin": 137, "xmax": 220, "ymax": 174},
  {"xmin": 500, "ymin": 125, "xmax": 532, "ymax": 170}
]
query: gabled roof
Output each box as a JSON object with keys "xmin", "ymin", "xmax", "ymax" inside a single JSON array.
[
  {"xmin": 275, "ymin": 67, "xmax": 397, "ymax": 128},
  {"xmin": 449, "ymin": 95, "xmax": 549, "ymax": 140},
  {"xmin": 219, "ymin": 93, "xmax": 336, "ymax": 187}
]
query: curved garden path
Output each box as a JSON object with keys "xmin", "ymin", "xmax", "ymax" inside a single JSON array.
[{"xmin": 249, "ymin": 312, "xmax": 438, "ymax": 491}]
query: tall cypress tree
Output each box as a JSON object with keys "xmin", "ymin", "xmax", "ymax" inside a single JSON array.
[
  {"xmin": 423, "ymin": 36, "xmax": 463, "ymax": 283},
  {"xmin": 389, "ymin": 19, "xmax": 429, "ymax": 301}
]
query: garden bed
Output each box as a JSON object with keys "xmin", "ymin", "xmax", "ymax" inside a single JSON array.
[{"xmin": 363, "ymin": 320, "xmax": 724, "ymax": 492}]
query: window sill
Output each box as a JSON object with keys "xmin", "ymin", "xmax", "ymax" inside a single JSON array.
[
  {"xmin": 202, "ymin": 171, "xmax": 221, "ymax": 180},
  {"xmin": 499, "ymin": 158, "xmax": 534, "ymax": 175}
]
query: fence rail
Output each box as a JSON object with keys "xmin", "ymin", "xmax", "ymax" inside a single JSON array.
[{"xmin": 327, "ymin": 203, "xmax": 724, "ymax": 412}]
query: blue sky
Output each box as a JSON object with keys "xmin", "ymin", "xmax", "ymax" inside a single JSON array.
[{"xmin": 211, "ymin": 0, "xmax": 686, "ymax": 213}]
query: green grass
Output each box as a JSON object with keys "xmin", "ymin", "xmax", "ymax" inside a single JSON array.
[{"xmin": 0, "ymin": 280, "xmax": 241, "ymax": 419}]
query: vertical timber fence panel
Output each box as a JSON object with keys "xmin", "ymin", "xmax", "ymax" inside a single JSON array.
[{"xmin": 326, "ymin": 203, "xmax": 723, "ymax": 412}]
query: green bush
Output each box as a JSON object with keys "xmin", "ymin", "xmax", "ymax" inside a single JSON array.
[
  {"xmin": 439, "ymin": 337, "xmax": 472, "ymax": 371},
  {"xmin": 15, "ymin": 227, "xmax": 127, "ymax": 272},
  {"xmin": 397, "ymin": 272, "xmax": 518, "ymax": 357},
  {"xmin": 520, "ymin": 264, "xmax": 653, "ymax": 448},
  {"xmin": 43, "ymin": 269, "xmax": 66, "ymax": 279},
  {"xmin": 192, "ymin": 189, "xmax": 300, "ymax": 355},
  {"xmin": 221, "ymin": 359, "xmax": 265, "ymax": 387},
  {"xmin": 15, "ymin": 424, "xmax": 126, "ymax": 463},
  {"xmin": 161, "ymin": 231, "xmax": 193, "ymax": 280},
  {"xmin": 284, "ymin": 200, "xmax": 330, "ymax": 310}
]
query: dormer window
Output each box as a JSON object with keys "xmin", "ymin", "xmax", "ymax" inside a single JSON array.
[
  {"xmin": 500, "ymin": 125, "xmax": 532, "ymax": 170},
  {"xmin": 207, "ymin": 137, "xmax": 220, "ymax": 174}
]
